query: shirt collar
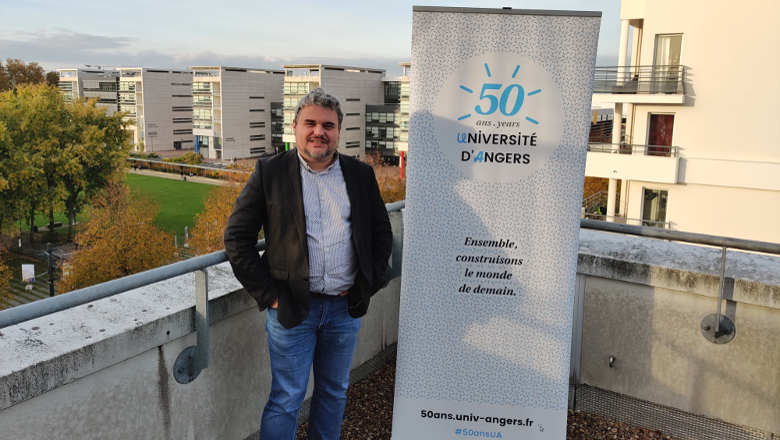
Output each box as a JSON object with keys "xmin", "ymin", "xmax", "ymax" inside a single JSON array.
[{"xmin": 297, "ymin": 151, "xmax": 340, "ymax": 174}]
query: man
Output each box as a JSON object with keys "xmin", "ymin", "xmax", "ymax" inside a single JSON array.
[{"xmin": 224, "ymin": 88, "xmax": 393, "ymax": 440}]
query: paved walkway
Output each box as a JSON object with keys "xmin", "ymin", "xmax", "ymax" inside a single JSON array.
[{"xmin": 127, "ymin": 169, "xmax": 229, "ymax": 186}]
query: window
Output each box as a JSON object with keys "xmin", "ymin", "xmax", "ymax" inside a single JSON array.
[
  {"xmin": 345, "ymin": 127, "xmax": 360, "ymax": 131},
  {"xmin": 250, "ymin": 96, "xmax": 265, "ymax": 99},
  {"xmin": 173, "ymin": 129, "xmax": 193, "ymax": 135},
  {"xmin": 193, "ymin": 109, "xmax": 212, "ymax": 120},
  {"xmin": 250, "ymin": 147, "xmax": 265, "ymax": 155},
  {"xmin": 173, "ymin": 118, "xmax": 192, "ymax": 123},
  {"xmin": 172, "ymin": 94, "xmax": 192, "ymax": 98},
  {"xmin": 173, "ymin": 106, "xmax": 193, "ymax": 112},
  {"xmin": 346, "ymin": 112, "xmax": 360, "ymax": 116},
  {"xmin": 192, "ymin": 83, "xmax": 212, "ymax": 93},
  {"xmin": 250, "ymin": 122, "xmax": 266, "ymax": 128},
  {"xmin": 249, "ymin": 109, "xmax": 265, "ymax": 112},
  {"xmin": 345, "ymin": 141, "xmax": 360, "ymax": 148},
  {"xmin": 250, "ymin": 134, "xmax": 266, "ymax": 141},
  {"xmin": 345, "ymin": 98, "xmax": 360, "ymax": 102},
  {"xmin": 171, "ymin": 82, "xmax": 192, "ymax": 86},
  {"xmin": 283, "ymin": 83, "xmax": 309, "ymax": 95},
  {"xmin": 642, "ymin": 188, "xmax": 668, "ymax": 228}
]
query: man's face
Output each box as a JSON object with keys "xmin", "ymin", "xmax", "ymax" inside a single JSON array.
[{"xmin": 293, "ymin": 105, "xmax": 340, "ymax": 165}]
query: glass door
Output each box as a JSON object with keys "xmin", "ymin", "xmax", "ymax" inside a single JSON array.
[
  {"xmin": 642, "ymin": 188, "xmax": 669, "ymax": 228},
  {"xmin": 654, "ymin": 34, "xmax": 682, "ymax": 93},
  {"xmin": 647, "ymin": 114, "xmax": 674, "ymax": 156}
]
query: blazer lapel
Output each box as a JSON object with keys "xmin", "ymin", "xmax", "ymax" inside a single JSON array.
[
  {"xmin": 286, "ymin": 151, "xmax": 309, "ymax": 262},
  {"xmin": 340, "ymin": 154, "xmax": 361, "ymax": 248}
]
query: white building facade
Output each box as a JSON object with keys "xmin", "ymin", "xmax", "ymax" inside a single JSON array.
[
  {"xmin": 117, "ymin": 68, "xmax": 194, "ymax": 152},
  {"xmin": 282, "ymin": 64, "xmax": 385, "ymax": 160},
  {"xmin": 57, "ymin": 68, "xmax": 120, "ymax": 115},
  {"xmin": 587, "ymin": 0, "xmax": 780, "ymax": 243},
  {"xmin": 190, "ymin": 66, "xmax": 284, "ymax": 160}
]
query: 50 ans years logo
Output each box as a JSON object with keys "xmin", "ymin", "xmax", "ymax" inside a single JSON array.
[{"xmin": 432, "ymin": 52, "xmax": 564, "ymax": 183}]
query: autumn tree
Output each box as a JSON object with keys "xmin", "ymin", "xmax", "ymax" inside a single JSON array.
[
  {"xmin": 0, "ymin": 84, "xmax": 63, "ymax": 241},
  {"xmin": 190, "ymin": 168, "xmax": 252, "ymax": 255},
  {"xmin": 365, "ymin": 152, "xmax": 406, "ymax": 204},
  {"xmin": 0, "ymin": 59, "xmax": 46, "ymax": 92},
  {"xmin": 60, "ymin": 98, "xmax": 131, "ymax": 240},
  {"xmin": 46, "ymin": 71, "xmax": 59, "ymax": 88},
  {"xmin": 58, "ymin": 181, "xmax": 175, "ymax": 292},
  {"xmin": 0, "ymin": 84, "xmax": 130, "ymax": 241},
  {"xmin": 0, "ymin": 246, "xmax": 12, "ymax": 310}
]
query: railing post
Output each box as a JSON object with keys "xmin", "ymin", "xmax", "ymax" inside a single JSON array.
[
  {"xmin": 700, "ymin": 247, "xmax": 736, "ymax": 344},
  {"xmin": 193, "ymin": 269, "xmax": 210, "ymax": 372},
  {"xmin": 173, "ymin": 269, "xmax": 210, "ymax": 384}
]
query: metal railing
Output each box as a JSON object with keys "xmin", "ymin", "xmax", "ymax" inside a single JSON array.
[
  {"xmin": 0, "ymin": 200, "xmax": 406, "ymax": 329},
  {"xmin": 593, "ymin": 65, "xmax": 686, "ymax": 95},
  {"xmin": 582, "ymin": 190, "xmax": 608, "ymax": 211},
  {"xmin": 588, "ymin": 142, "xmax": 679, "ymax": 157},
  {"xmin": 582, "ymin": 213, "xmax": 671, "ymax": 229},
  {"xmin": 4, "ymin": 199, "xmax": 778, "ymax": 331}
]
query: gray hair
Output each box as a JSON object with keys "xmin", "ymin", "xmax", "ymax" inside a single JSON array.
[{"xmin": 293, "ymin": 87, "xmax": 343, "ymax": 129}]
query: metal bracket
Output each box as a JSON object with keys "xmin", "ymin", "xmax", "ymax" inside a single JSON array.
[
  {"xmin": 700, "ymin": 313, "xmax": 736, "ymax": 344},
  {"xmin": 174, "ymin": 269, "xmax": 210, "ymax": 384},
  {"xmin": 700, "ymin": 247, "xmax": 737, "ymax": 344}
]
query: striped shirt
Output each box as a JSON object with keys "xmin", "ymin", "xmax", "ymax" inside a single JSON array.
[{"xmin": 298, "ymin": 152, "xmax": 357, "ymax": 295}]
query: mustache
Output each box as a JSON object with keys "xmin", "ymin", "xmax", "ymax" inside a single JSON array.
[{"xmin": 307, "ymin": 135, "xmax": 329, "ymax": 142}]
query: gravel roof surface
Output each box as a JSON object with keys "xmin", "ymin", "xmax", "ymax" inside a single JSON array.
[{"xmin": 297, "ymin": 357, "xmax": 678, "ymax": 440}]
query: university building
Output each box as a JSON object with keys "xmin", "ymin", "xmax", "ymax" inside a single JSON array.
[
  {"xmin": 587, "ymin": 0, "xmax": 780, "ymax": 243},
  {"xmin": 56, "ymin": 68, "xmax": 120, "ymax": 115},
  {"xmin": 190, "ymin": 66, "xmax": 285, "ymax": 160},
  {"xmin": 117, "ymin": 67, "xmax": 194, "ymax": 152},
  {"xmin": 365, "ymin": 62, "xmax": 411, "ymax": 166}
]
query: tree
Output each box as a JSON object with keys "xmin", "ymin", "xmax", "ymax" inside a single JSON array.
[
  {"xmin": 58, "ymin": 181, "xmax": 176, "ymax": 292},
  {"xmin": 0, "ymin": 84, "xmax": 64, "ymax": 241},
  {"xmin": 365, "ymin": 153, "xmax": 406, "ymax": 204},
  {"xmin": 0, "ymin": 246, "xmax": 12, "ymax": 310},
  {"xmin": 190, "ymin": 168, "xmax": 252, "ymax": 255},
  {"xmin": 0, "ymin": 59, "xmax": 46, "ymax": 92},
  {"xmin": 60, "ymin": 98, "xmax": 131, "ymax": 241},
  {"xmin": 0, "ymin": 84, "xmax": 130, "ymax": 241},
  {"xmin": 46, "ymin": 71, "xmax": 59, "ymax": 88}
]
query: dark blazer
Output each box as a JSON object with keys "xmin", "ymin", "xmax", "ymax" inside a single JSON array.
[{"xmin": 224, "ymin": 150, "xmax": 393, "ymax": 329}]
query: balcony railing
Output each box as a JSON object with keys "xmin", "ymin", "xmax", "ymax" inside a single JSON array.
[
  {"xmin": 588, "ymin": 142, "xmax": 679, "ymax": 158},
  {"xmin": 593, "ymin": 65, "xmax": 686, "ymax": 95},
  {"xmin": 582, "ymin": 213, "xmax": 672, "ymax": 229},
  {"xmin": 193, "ymin": 101, "xmax": 213, "ymax": 108}
]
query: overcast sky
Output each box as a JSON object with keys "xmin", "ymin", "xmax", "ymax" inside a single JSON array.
[{"xmin": 0, "ymin": 0, "xmax": 622, "ymax": 74}]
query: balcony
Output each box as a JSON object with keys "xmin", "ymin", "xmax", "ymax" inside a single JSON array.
[
  {"xmin": 592, "ymin": 65, "xmax": 687, "ymax": 105},
  {"xmin": 585, "ymin": 142, "xmax": 680, "ymax": 184},
  {"xmin": 2, "ymin": 206, "xmax": 780, "ymax": 438}
]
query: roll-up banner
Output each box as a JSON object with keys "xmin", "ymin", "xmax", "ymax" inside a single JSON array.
[{"xmin": 392, "ymin": 7, "xmax": 601, "ymax": 440}]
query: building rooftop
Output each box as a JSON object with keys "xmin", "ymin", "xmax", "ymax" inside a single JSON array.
[
  {"xmin": 281, "ymin": 64, "xmax": 385, "ymax": 74},
  {"xmin": 189, "ymin": 66, "xmax": 285, "ymax": 74}
]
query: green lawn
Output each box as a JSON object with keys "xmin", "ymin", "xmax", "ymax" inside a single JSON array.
[{"xmin": 126, "ymin": 174, "xmax": 215, "ymax": 235}]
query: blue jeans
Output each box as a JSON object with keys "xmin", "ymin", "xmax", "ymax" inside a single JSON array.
[{"xmin": 260, "ymin": 296, "xmax": 361, "ymax": 440}]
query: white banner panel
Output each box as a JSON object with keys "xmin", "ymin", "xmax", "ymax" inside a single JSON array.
[{"xmin": 393, "ymin": 7, "xmax": 601, "ymax": 440}]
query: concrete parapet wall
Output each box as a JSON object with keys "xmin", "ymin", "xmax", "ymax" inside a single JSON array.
[
  {"xmin": 1, "ymin": 215, "xmax": 779, "ymax": 438},
  {"xmin": 577, "ymin": 229, "xmax": 780, "ymax": 435}
]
